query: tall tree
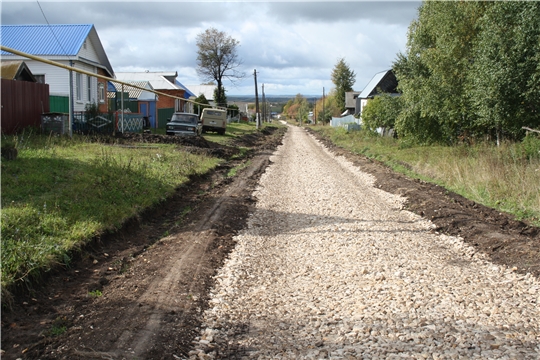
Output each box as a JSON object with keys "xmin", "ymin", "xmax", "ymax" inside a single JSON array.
[
  {"xmin": 331, "ymin": 58, "xmax": 356, "ymax": 113},
  {"xmin": 394, "ymin": 1, "xmax": 485, "ymax": 144},
  {"xmin": 468, "ymin": 2, "xmax": 540, "ymax": 143},
  {"xmin": 196, "ymin": 27, "xmax": 244, "ymax": 108}
]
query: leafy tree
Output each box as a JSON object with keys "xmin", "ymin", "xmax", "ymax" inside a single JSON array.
[
  {"xmin": 468, "ymin": 2, "xmax": 540, "ymax": 143},
  {"xmin": 331, "ymin": 58, "xmax": 356, "ymax": 113},
  {"xmin": 213, "ymin": 86, "xmax": 227, "ymax": 108},
  {"xmin": 314, "ymin": 90, "xmax": 341, "ymax": 125},
  {"xmin": 361, "ymin": 94, "xmax": 402, "ymax": 133},
  {"xmin": 394, "ymin": 1, "xmax": 485, "ymax": 144},
  {"xmin": 297, "ymin": 101, "xmax": 310, "ymax": 124},
  {"xmin": 192, "ymin": 93, "xmax": 211, "ymax": 115},
  {"xmin": 282, "ymin": 94, "xmax": 309, "ymax": 121},
  {"xmin": 196, "ymin": 27, "xmax": 244, "ymax": 108}
]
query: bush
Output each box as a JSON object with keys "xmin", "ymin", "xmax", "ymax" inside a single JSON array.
[
  {"xmin": 521, "ymin": 132, "xmax": 540, "ymax": 160},
  {"xmin": 361, "ymin": 93, "xmax": 402, "ymax": 133}
]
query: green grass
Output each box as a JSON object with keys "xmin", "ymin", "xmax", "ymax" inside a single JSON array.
[
  {"xmin": 88, "ymin": 289, "xmax": 103, "ymax": 298},
  {"xmin": 312, "ymin": 126, "xmax": 540, "ymax": 226},
  {"xmin": 1, "ymin": 130, "xmax": 220, "ymax": 295},
  {"xmin": 203, "ymin": 121, "xmax": 266, "ymax": 145}
]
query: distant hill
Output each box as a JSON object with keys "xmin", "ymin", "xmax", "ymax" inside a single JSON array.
[{"xmin": 228, "ymin": 95, "xmax": 321, "ymax": 103}]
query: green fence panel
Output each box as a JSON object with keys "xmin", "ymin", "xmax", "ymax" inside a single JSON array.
[
  {"xmin": 158, "ymin": 108, "xmax": 175, "ymax": 129},
  {"xmin": 49, "ymin": 95, "xmax": 69, "ymax": 113}
]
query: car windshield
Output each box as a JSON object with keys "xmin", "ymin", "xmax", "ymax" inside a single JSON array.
[{"xmin": 171, "ymin": 114, "xmax": 198, "ymax": 124}]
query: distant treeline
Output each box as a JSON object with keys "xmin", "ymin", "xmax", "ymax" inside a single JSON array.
[{"xmin": 367, "ymin": 2, "xmax": 540, "ymax": 145}]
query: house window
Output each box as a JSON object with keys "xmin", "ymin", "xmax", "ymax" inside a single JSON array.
[
  {"xmin": 87, "ymin": 75, "xmax": 92, "ymax": 102},
  {"xmin": 76, "ymin": 73, "xmax": 82, "ymax": 101},
  {"xmin": 98, "ymin": 82, "xmax": 105, "ymax": 103},
  {"xmin": 34, "ymin": 75, "xmax": 45, "ymax": 84}
]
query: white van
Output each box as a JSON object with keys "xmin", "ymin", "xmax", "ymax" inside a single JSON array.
[{"xmin": 201, "ymin": 108, "xmax": 227, "ymax": 135}]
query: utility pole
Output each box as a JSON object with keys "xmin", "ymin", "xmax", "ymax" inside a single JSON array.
[
  {"xmin": 254, "ymin": 69, "xmax": 260, "ymax": 129},
  {"xmin": 322, "ymin": 87, "xmax": 325, "ymax": 125},
  {"xmin": 262, "ymin": 83, "xmax": 266, "ymax": 123}
]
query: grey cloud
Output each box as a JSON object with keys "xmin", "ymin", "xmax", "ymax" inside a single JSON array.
[
  {"xmin": 2, "ymin": 2, "xmax": 234, "ymax": 29},
  {"xmin": 266, "ymin": 1, "xmax": 420, "ymax": 26}
]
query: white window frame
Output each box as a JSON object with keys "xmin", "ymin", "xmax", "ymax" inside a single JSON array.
[{"xmin": 98, "ymin": 82, "xmax": 105, "ymax": 103}]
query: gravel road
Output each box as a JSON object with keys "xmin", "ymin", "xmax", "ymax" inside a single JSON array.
[{"xmin": 191, "ymin": 126, "xmax": 540, "ymax": 359}]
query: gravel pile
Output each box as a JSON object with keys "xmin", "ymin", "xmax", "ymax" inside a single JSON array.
[{"xmin": 191, "ymin": 126, "xmax": 539, "ymax": 359}]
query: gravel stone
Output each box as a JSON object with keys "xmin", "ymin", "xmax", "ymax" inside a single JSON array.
[{"xmin": 192, "ymin": 126, "xmax": 540, "ymax": 359}]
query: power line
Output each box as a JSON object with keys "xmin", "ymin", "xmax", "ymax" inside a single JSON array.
[{"xmin": 36, "ymin": 1, "xmax": 70, "ymax": 58}]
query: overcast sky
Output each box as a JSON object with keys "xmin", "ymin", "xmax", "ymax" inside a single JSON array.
[{"xmin": 2, "ymin": 1, "xmax": 420, "ymax": 96}]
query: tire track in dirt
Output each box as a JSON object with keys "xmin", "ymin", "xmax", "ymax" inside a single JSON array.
[{"xmin": 0, "ymin": 127, "xmax": 285, "ymax": 360}]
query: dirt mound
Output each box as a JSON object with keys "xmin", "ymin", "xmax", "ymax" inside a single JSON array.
[{"xmin": 307, "ymin": 128, "xmax": 540, "ymax": 278}]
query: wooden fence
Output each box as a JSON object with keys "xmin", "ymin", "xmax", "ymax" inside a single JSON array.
[{"xmin": 1, "ymin": 79, "xmax": 50, "ymax": 134}]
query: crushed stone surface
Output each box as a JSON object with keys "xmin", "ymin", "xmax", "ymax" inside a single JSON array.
[{"xmin": 191, "ymin": 125, "xmax": 540, "ymax": 359}]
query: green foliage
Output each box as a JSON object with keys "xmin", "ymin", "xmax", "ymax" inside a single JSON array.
[
  {"xmin": 521, "ymin": 133, "xmax": 540, "ymax": 160},
  {"xmin": 1, "ymin": 133, "xmax": 220, "ymax": 293},
  {"xmin": 89, "ymin": 289, "xmax": 103, "ymax": 297},
  {"xmin": 361, "ymin": 94, "xmax": 402, "ymax": 132},
  {"xmin": 315, "ymin": 90, "xmax": 341, "ymax": 125},
  {"xmin": 394, "ymin": 1, "xmax": 484, "ymax": 144},
  {"xmin": 193, "ymin": 94, "xmax": 211, "ymax": 115},
  {"xmin": 331, "ymin": 58, "xmax": 356, "ymax": 112},
  {"xmin": 213, "ymin": 86, "xmax": 227, "ymax": 108},
  {"xmin": 394, "ymin": 2, "xmax": 540, "ymax": 145},
  {"xmin": 283, "ymin": 94, "xmax": 309, "ymax": 121},
  {"xmin": 468, "ymin": 2, "xmax": 540, "ymax": 143}
]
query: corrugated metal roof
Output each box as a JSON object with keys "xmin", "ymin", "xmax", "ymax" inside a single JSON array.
[
  {"xmin": 359, "ymin": 70, "xmax": 398, "ymax": 99},
  {"xmin": 115, "ymin": 72, "xmax": 179, "ymax": 90},
  {"xmin": 1, "ymin": 24, "xmax": 92, "ymax": 56},
  {"xmin": 359, "ymin": 70, "xmax": 388, "ymax": 98},
  {"xmin": 110, "ymin": 80, "xmax": 154, "ymax": 100},
  {"xmin": 186, "ymin": 84, "xmax": 216, "ymax": 101}
]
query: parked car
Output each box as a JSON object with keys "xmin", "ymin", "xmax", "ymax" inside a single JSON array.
[
  {"xmin": 201, "ymin": 108, "xmax": 227, "ymax": 135},
  {"xmin": 165, "ymin": 112, "xmax": 202, "ymax": 136}
]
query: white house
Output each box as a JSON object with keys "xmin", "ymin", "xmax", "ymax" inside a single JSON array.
[
  {"xmin": 1, "ymin": 24, "xmax": 114, "ymax": 113},
  {"xmin": 185, "ymin": 84, "xmax": 217, "ymax": 105},
  {"xmin": 355, "ymin": 69, "xmax": 399, "ymax": 118}
]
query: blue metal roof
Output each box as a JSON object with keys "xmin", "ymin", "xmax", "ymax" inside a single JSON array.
[
  {"xmin": 1, "ymin": 24, "xmax": 93, "ymax": 56},
  {"xmin": 107, "ymin": 81, "xmax": 117, "ymax": 92},
  {"xmin": 175, "ymin": 80, "xmax": 196, "ymax": 99}
]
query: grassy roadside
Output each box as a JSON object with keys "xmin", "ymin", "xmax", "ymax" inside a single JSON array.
[
  {"xmin": 311, "ymin": 126, "xmax": 540, "ymax": 227},
  {"xmin": 203, "ymin": 121, "xmax": 261, "ymax": 145},
  {"xmin": 1, "ymin": 131, "xmax": 220, "ymax": 296}
]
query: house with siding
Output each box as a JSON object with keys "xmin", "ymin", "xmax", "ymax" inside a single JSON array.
[
  {"xmin": 356, "ymin": 69, "xmax": 399, "ymax": 118},
  {"xmin": 109, "ymin": 80, "xmax": 158, "ymax": 127},
  {"xmin": 1, "ymin": 24, "xmax": 114, "ymax": 113},
  {"xmin": 115, "ymin": 72, "xmax": 196, "ymax": 127},
  {"xmin": 185, "ymin": 84, "xmax": 217, "ymax": 106}
]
